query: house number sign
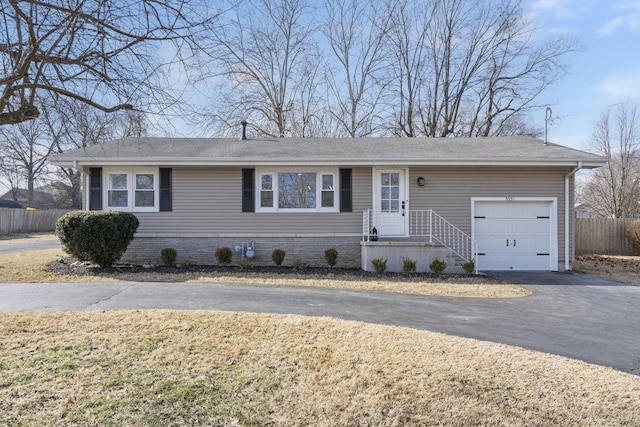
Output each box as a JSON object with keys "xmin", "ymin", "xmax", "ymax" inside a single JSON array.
[{"xmin": 505, "ymin": 196, "xmax": 515, "ymax": 201}]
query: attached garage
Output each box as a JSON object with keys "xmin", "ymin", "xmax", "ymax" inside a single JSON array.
[{"xmin": 472, "ymin": 198, "xmax": 558, "ymax": 271}]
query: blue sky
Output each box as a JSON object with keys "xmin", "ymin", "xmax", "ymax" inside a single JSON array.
[{"xmin": 527, "ymin": 0, "xmax": 640, "ymax": 151}]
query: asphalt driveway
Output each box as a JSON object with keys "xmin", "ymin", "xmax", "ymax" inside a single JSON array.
[
  {"xmin": 0, "ymin": 236, "xmax": 61, "ymax": 254},
  {"xmin": 0, "ymin": 271, "xmax": 638, "ymax": 375}
]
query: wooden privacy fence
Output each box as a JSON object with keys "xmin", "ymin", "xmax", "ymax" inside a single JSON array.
[
  {"xmin": 575, "ymin": 218, "xmax": 638, "ymax": 255},
  {"xmin": 0, "ymin": 208, "xmax": 71, "ymax": 236}
]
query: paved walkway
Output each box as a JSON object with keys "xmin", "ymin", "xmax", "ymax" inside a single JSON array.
[{"xmin": 1, "ymin": 271, "xmax": 639, "ymax": 375}]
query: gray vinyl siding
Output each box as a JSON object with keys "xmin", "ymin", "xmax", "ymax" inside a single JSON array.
[
  {"xmin": 134, "ymin": 166, "xmax": 371, "ymax": 236},
  {"xmin": 408, "ymin": 166, "xmax": 572, "ymax": 265},
  {"xmin": 111, "ymin": 165, "xmax": 574, "ymax": 267}
]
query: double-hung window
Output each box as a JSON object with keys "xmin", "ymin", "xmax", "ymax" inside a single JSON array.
[
  {"xmin": 257, "ymin": 169, "xmax": 338, "ymax": 212},
  {"xmin": 104, "ymin": 168, "xmax": 159, "ymax": 212}
]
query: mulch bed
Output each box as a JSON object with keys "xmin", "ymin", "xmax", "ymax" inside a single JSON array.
[{"xmin": 46, "ymin": 257, "xmax": 493, "ymax": 283}]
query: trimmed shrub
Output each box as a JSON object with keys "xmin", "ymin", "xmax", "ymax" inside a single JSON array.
[
  {"xmin": 55, "ymin": 210, "xmax": 139, "ymax": 268},
  {"xmin": 402, "ymin": 258, "xmax": 417, "ymax": 274},
  {"xmin": 293, "ymin": 259, "xmax": 309, "ymax": 271},
  {"xmin": 371, "ymin": 257, "xmax": 387, "ymax": 274},
  {"xmin": 215, "ymin": 247, "xmax": 233, "ymax": 265},
  {"xmin": 430, "ymin": 258, "xmax": 447, "ymax": 274},
  {"xmin": 272, "ymin": 249, "xmax": 286, "ymax": 267},
  {"xmin": 161, "ymin": 247, "xmax": 178, "ymax": 267},
  {"xmin": 180, "ymin": 260, "xmax": 196, "ymax": 269},
  {"xmin": 239, "ymin": 259, "xmax": 254, "ymax": 270},
  {"xmin": 324, "ymin": 248, "xmax": 339, "ymax": 268},
  {"xmin": 461, "ymin": 259, "xmax": 475, "ymax": 274}
]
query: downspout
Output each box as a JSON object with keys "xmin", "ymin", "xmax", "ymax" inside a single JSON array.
[{"xmin": 565, "ymin": 161, "xmax": 582, "ymax": 271}]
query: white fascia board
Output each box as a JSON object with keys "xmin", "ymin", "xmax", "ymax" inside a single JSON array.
[{"xmin": 56, "ymin": 158, "xmax": 606, "ymax": 168}]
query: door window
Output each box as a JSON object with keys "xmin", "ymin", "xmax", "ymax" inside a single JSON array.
[{"xmin": 380, "ymin": 172, "xmax": 400, "ymax": 212}]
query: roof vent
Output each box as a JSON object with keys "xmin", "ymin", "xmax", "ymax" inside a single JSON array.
[{"xmin": 241, "ymin": 120, "xmax": 248, "ymax": 140}]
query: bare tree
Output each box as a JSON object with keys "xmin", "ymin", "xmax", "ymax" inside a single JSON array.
[
  {"xmin": 0, "ymin": 155, "xmax": 22, "ymax": 200},
  {"xmin": 41, "ymin": 99, "xmax": 148, "ymax": 208},
  {"xmin": 322, "ymin": 0, "xmax": 392, "ymax": 137},
  {"xmin": 0, "ymin": 117, "xmax": 55, "ymax": 203},
  {"xmin": 0, "ymin": 0, "xmax": 218, "ymax": 127},
  {"xmin": 383, "ymin": 0, "xmax": 576, "ymax": 138},
  {"xmin": 384, "ymin": 0, "xmax": 434, "ymax": 137},
  {"xmin": 202, "ymin": 0, "xmax": 318, "ymax": 138},
  {"xmin": 582, "ymin": 103, "xmax": 640, "ymax": 218}
]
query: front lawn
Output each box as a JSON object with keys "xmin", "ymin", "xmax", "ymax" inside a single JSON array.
[{"xmin": 1, "ymin": 311, "xmax": 638, "ymax": 426}]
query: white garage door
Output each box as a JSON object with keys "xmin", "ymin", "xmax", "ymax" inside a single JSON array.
[{"xmin": 473, "ymin": 200, "xmax": 555, "ymax": 271}]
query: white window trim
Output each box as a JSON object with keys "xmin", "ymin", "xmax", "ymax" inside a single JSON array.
[
  {"xmin": 103, "ymin": 167, "xmax": 160, "ymax": 212},
  {"xmin": 256, "ymin": 167, "xmax": 340, "ymax": 213}
]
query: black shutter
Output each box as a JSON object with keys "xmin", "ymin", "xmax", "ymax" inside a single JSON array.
[
  {"xmin": 159, "ymin": 168, "xmax": 172, "ymax": 212},
  {"xmin": 339, "ymin": 168, "xmax": 352, "ymax": 212},
  {"xmin": 242, "ymin": 168, "xmax": 255, "ymax": 212},
  {"xmin": 89, "ymin": 167, "xmax": 102, "ymax": 210}
]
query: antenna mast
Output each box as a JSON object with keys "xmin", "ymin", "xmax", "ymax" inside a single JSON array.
[{"xmin": 544, "ymin": 107, "xmax": 552, "ymax": 146}]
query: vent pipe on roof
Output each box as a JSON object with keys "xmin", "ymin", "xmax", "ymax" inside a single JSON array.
[{"xmin": 241, "ymin": 120, "xmax": 248, "ymax": 140}]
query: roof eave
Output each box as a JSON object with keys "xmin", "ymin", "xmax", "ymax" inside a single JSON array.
[{"xmin": 51, "ymin": 157, "xmax": 606, "ymax": 169}]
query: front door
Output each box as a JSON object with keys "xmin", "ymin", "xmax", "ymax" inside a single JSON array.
[{"xmin": 374, "ymin": 169, "xmax": 407, "ymax": 237}]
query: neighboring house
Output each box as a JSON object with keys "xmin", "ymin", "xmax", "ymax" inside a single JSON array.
[
  {"xmin": 36, "ymin": 182, "xmax": 77, "ymax": 209},
  {"xmin": 1, "ymin": 182, "xmax": 76, "ymax": 210},
  {"xmin": 50, "ymin": 136, "xmax": 605, "ymax": 272},
  {"xmin": 0, "ymin": 188, "xmax": 55, "ymax": 210},
  {"xmin": 575, "ymin": 202, "xmax": 603, "ymax": 218}
]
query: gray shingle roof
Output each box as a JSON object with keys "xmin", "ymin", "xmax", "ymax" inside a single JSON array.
[{"xmin": 51, "ymin": 136, "xmax": 605, "ymax": 167}]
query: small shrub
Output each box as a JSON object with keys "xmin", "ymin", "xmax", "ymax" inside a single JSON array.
[
  {"xmin": 55, "ymin": 210, "xmax": 139, "ymax": 268},
  {"xmin": 239, "ymin": 259, "xmax": 254, "ymax": 270},
  {"xmin": 371, "ymin": 257, "xmax": 387, "ymax": 274},
  {"xmin": 180, "ymin": 260, "xmax": 196, "ymax": 269},
  {"xmin": 161, "ymin": 247, "xmax": 177, "ymax": 267},
  {"xmin": 628, "ymin": 220, "xmax": 640, "ymax": 251},
  {"xmin": 402, "ymin": 258, "xmax": 417, "ymax": 274},
  {"xmin": 215, "ymin": 246, "xmax": 233, "ymax": 265},
  {"xmin": 293, "ymin": 259, "xmax": 309, "ymax": 271},
  {"xmin": 272, "ymin": 249, "xmax": 286, "ymax": 267},
  {"xmin": 461, "ymin": 259, "xmax": 475, "ymax": 274},
  {"xmin": 324, "ymin": 248, "xmax": 339, "ymax": 268},
  {"xmin": 430, "ymin": 258, "xmax": 447, "ymax": 274}
]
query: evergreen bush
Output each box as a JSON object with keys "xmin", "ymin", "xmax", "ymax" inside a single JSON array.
[
  {"xmin": 293, "ymin": 259, "xmax": 309, "ymax": 271},
  {"xmin": 429, "ymin": 258, "xmax": 447, "ymax": 274},
  {"xmin": 371, "ymin": 257, "xmax": 387, "ymax": 274},
  {"xmin": 215, "ymin": 247, "xmax": 233, "ymax": 265},
  {"xmin": 402, "ymin": 258, "xmax": 417, "ymax": 274},
  {"xmin": 324, "ymin": 248, "xmax": 339, "ymax": 268},
  {"xmin": 461, "ymin": 259, "xmax": 475, "ymax": 274},
  {"xmin": 272, "ymin": 249, "xmax": 286, "ymax": 267},
  {"xmin": 161, "ymin": 247, "xmax": 178, "ymax": 267},
  {"xmin": 55, "ymin": 210, "xmax": 139, "ymax": 268}
]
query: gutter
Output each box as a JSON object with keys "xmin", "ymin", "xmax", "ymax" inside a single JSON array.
[
  {"xmin": 50, "ymin": 158, "xmax": 606, "ymax": 169},
  {"xmin": 565, "ymin": 161, "xmax": 582, "ymax": 271}
]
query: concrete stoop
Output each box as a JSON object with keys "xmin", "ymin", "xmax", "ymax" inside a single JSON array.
[{"xmin": 361, "ymin": 240, "xmax": 465, "ymax": 273}]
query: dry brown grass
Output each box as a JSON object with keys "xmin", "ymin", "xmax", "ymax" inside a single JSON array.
[
  {"xmin": 0, "ymin": 311, "xmax": 638, "ymax": 426},
  {"xmin": 573, "ymin": 254, "xmax": 640, "ymax": 286},
  {"xmin": 0, "ymin": 249, "xmax": 97, "ymax": 283}
]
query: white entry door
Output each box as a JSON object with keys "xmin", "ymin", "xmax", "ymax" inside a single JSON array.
[
  {"xmin": 374, "ymin": 170, "xmax": 407, "ymax": 237},
  {"xmin": 473, "ymin": 200, "xmax": 557, "ymax": 270}
]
